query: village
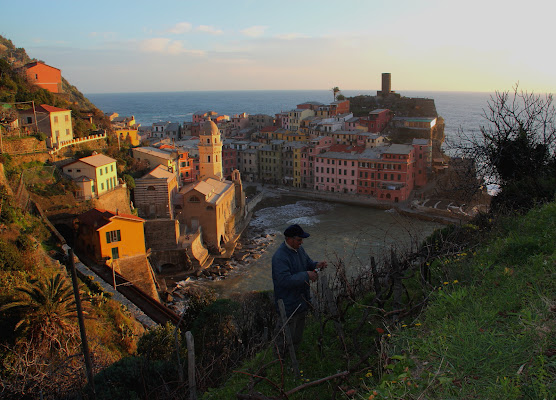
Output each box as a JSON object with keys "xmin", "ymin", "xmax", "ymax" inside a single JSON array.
[{"xmin": 1, "ymin": 61, "xmax": 478, "ymax": 309}]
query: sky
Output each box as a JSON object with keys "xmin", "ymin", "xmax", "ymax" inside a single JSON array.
[{"xmin": 2, "ymin": 0, "xmax": 555, "ymax": 94}]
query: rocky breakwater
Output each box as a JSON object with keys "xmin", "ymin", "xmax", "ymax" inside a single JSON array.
[
  {"xmin": 164, "ymin": 227, "xmax": 276, "ymax": 313},
  {"xmin": 206, "ymin": 227, "xmax": 275, "ymax": 279}
]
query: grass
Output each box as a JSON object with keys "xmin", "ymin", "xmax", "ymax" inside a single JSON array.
[{"xmin": 201, "ymin": 202, "xmax": 556, "ymax": 399}]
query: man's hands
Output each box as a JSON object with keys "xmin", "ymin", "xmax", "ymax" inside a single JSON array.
[
  {"xmin": 307, "ymin": 270, "xmax": 318, "ymax": 282},
  {"xmin": 316, "ymin": 261, "xmax": 328, "ymax": 270},
  {"xmin": 308, "ymin": 261, "xmax": 327, "ymax": 282}
]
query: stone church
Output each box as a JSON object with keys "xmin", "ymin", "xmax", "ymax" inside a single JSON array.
[{"xmin": 174, "ymin": 119, "xmax": 245, "ymax": 255}]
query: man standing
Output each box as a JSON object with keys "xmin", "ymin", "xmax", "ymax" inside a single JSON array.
[{"xmin": 272, "ymin": 224, "xmax": 327, "ymax": 353}]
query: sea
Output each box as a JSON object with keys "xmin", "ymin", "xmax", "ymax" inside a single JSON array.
[
  {"xmin": 85, "ymin": 89, "xmax": 492, "ymax": 297},
  {"xmin": 86, "ymin": 89, "xmax": 492, "ymax": 146}
]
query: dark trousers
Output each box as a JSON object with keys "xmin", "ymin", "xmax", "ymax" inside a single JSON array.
[{"xmin": 275, "ymin": 310, "xmax": 307, "ymax": 356}]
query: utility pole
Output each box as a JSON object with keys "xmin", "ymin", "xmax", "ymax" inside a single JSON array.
[{"xmin": 68, "ymin": 248, "xmax": 96, "ymax": 399}]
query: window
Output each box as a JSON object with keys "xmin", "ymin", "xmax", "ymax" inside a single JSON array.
[
  {"xmin": 100, "ymin": 183, "xmax": 104, "ymax": 190},
  {"xmin": 100, "ymin": 169, "xmax": 103, "ymax": 176},
  {"xmin": 26, "ymin": 117, "xmax": 32, "ymax": 124},
  {"xmin": 65, "ymin": 115, "xmax": 69, "ymax": 122},
  {"xmin": 189, "ymin": 196, "xmax": 200, "ymax": 203},
  {"xmin": 111, "ymin": 247, "xmax": 120, "ymax": 260},
  {"xmin": 54, "ymin": 116, "xmax": 58, "ymax": 123},
  {"xmin": 106, "ymin": 230, "xmax": 121, "ymax": 243},
  {"xmin": 147, "ymin": 186, "xmax": 156, "ymax": 191}
]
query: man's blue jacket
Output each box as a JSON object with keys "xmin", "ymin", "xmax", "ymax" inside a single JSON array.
[{"xmin": 272, "ymin": 242, "xmax": 318, "ymax": 317}]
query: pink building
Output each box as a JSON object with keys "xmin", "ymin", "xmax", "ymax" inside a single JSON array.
[
  {"xmin": 314, "ymin": 144, "xmax": 364, "ymax": 193},
  {"xmin": 357, "ymin": 144, "xmax": 418, "ymax": 202},
  {"xmin": 412, "ymin": 139, "xmax": 431, "ymax": 187}
]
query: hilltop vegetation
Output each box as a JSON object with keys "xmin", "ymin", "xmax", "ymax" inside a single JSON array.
[{"xmin": 0, "ymin": 35, "xmax": 111, "ymax": 138}]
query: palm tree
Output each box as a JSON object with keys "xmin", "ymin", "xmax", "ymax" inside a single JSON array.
[
  {"xmin": 332, "ymin": 86, "xmax": 340, "ymax": 101},
  {"xmin": 0, "ymin": 273, "xmax": 78, "ymax": 341}
]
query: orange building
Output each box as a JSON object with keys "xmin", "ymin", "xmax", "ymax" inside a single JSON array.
[
  {"xmin": 20, "ymin": 61, "xmax": 62, "ymax": 93},
  {"xmin": 76, "ymin": 208, "xmax": 146, "ymax": 263}
]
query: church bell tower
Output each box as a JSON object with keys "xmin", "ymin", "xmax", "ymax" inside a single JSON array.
[{"xmin": 198, "ymin": 118, "xmax": 223, "ymax": 181}]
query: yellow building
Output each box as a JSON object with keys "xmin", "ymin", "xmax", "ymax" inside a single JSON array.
[
  {"xmin": 115, "ymin": 128, "xmax": 141, "ymax": 146},
  {"xmin": 132, "ymin": 146, "xmax": 178, "ymax": 173},
  {"xmin": 19, "ymin": 104, "xmax": 73, "ymax": 149},
  {"xmin": 76, "ymin": 208, "xmax": 146, "ymax": 263},
  {"xmin": 287, "ymin": 108, "xmax": 315, "ymax": 132},
  {"xmin": 62, "ymin": 153, "xmax": 119, "ymax": 199}
]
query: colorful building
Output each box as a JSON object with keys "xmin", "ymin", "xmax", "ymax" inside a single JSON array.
[
  {"xmin": 19, "ymin": 104, "xmax": 73, "ymax": 149},
  {"xmin": 134, "ymin": 165, "xmax": 179, "ymax": 219},
  {"xmin": 115, "ymin": 128, "xmax": 141, "ymax": 146},
  {"xmin": 19, "ymin": 61, "xmax": 62, "ymax": 93},
  {"xmin": 132, "ymin": 146, "xmax": 178, "ymax": 174},
  {"xmin": 76, "ymin": 208, "xmax": 146, "ymax": 262},
  {"xmin": 314, "ymin": 144, "xmax": 363, "ymax": 193},
  {"xmin": 62, "ymin": 153, "xmax": 118, "ymax": 199}
]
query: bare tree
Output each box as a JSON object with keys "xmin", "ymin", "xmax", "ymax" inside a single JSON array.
[{"xmin": 449, "ymin": 84, "xmax": 556, "ymax": 213}]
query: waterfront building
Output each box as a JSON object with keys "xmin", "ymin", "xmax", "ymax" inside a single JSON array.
[
  {"xmin": 412, "ymin": 138, "xmax": 432, "ymax": 187},
  {"xmin": 134, "ymin": 165, "xmax": 179, "ymax": 219},
  {"xmin": 259, "ymin": 140, "xmax": 285, "ymax": 184},
  {"xmin": 234, "ymin": 141, "xmax": 261, "ymax": 182},
  {"xmin": 356, "ymin": 143, "xmax": 425, "ymax": 202},
  {"xmin": 282, "ymin": 142, "xmax": 306, "ymax": 187},
  {"xmin": 18, "ymin": 104, "xmax": 73, "ymax": 149},
  {"xmin": 62, "ymin": 153, "xmax": 119, "ymax": 199},
  {"xmin": 174, "ymin": 119, "xmax": 245, "ymax": 254},
  {"xmin": 314, "ymin": 144, "xmax": 363, "ymax": 193}
]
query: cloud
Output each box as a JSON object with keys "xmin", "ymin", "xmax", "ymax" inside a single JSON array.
[
  {"xmin": 139, "ymin": 38, "xmax": 205, "ymax": 56},
  {"xmin": 274, "ymin": 33, "xmax": 309, "ymax": 40},
  {"xmin": 240, "ymin": 25, "xmax": 267, "ymax": 38},
  {"xmin": 168, "ymin": 22, "xmax": 193, "ymax": 34},
  {"xmin": 196, "ymin": 25, "xmax": 223, "ymax": 35}
]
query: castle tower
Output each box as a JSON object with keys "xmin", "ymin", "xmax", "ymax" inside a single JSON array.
[
  {"xmin": 381, "ymin": 73, "xmax": 391, "ymax": 96},
  {"xmin": 198, "ymin": 119, "xmax": 223, "ymax": 181}
]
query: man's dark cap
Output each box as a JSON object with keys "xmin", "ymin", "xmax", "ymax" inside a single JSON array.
[{"xmin": 284, "ymin": 224, "xmax": 310, "ymax": 238}]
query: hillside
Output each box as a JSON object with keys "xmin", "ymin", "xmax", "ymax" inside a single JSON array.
[
  {"xmin": 0, "ymin": 35, "xmax": 111, "ymax": 137},
  {"xmin": 199, "ymin": 203, "xmax": 555, "ymax": 399}
]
